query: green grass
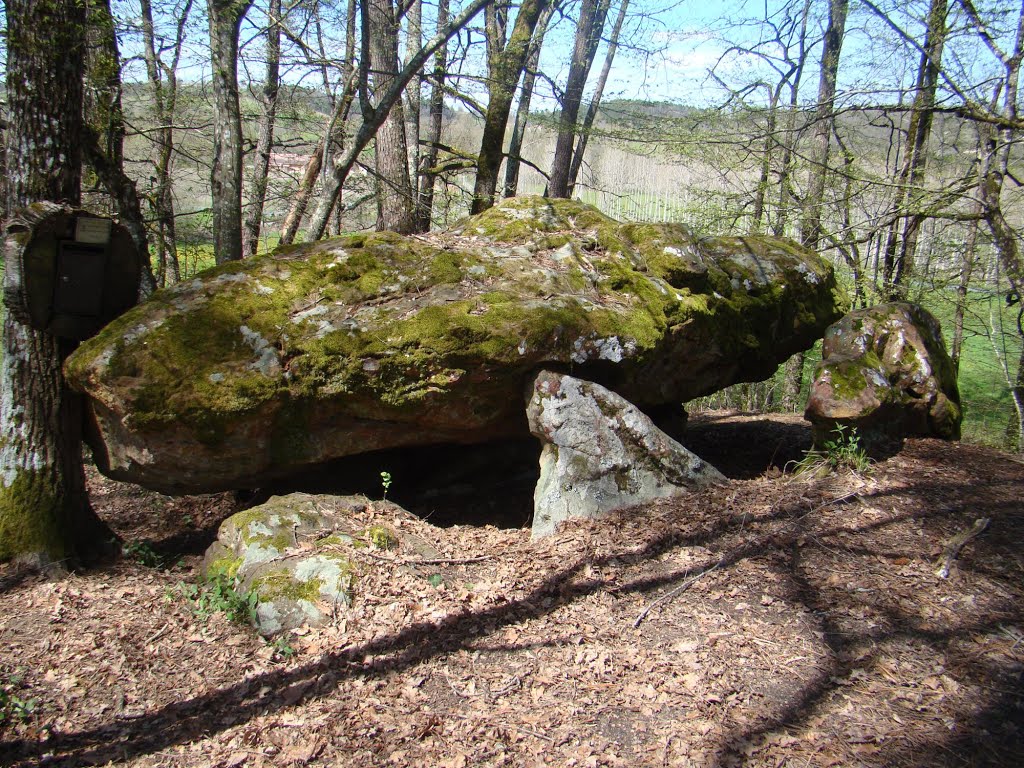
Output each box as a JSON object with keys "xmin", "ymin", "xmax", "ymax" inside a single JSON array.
[{"xmin": 924, "ymin": 289, "xmax": 1021, "ymax": 449}]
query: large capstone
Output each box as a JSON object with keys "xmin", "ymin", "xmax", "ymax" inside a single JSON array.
[
  {"xmin": 527, "ymin": 370, "xmax": 724, "ymax": 537},
  {"xmin": 805, "ymin": 302, "xmax": 962, "ymax": 445},
  {"xmin": 66, "ymin": 197, "xmax": 844, "ymax": 494}
]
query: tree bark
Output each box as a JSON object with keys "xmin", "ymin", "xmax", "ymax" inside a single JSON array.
[
  {"xmin": 83, "ymin": 0, "xmax": 154, "ymax": 295},
  {"xmin": 470, "ymin": 0, "xmax": 550, "ymax": 214},
  {"xmin": 242, "ymin": 0, "xmax": 282, "ymax": 258},
  {"xmin": 303, "ymin": 0, "xmax": 492, "ymax": 241},
  {"xmin": 503, "ymin": 4, "xmax": 554, "ymax": 199},
  {"xmin": 566, "ymin": 0, "xmax": 629, "ymax": 196},
  {"xmin": 417, "ymin": 0, "xmax": 450, "ymax": 229},
  {"xmin": 207, "ymin": 0, "xmax": 253, "ymax": 264},
  {"xmin": 369, "ymin": 0, "xmax": 416, "ymax": 233},
  {"xmin": 140, "ymin": 0, "xmax": 190, "ymax": 286},
  {"xmin": 548, "ymin": 0, "xmax": 611, "ymax": 198},
  {"xmin": 1, "ymin": 0, "xmax": 111, "ymax": 568},
  {"xmin": 783, "ymin": 0, "xmax": 848, "ymax": 411}
]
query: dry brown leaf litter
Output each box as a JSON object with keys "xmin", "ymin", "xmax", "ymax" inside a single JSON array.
[{"xmin": 0, "ymin": 413, "xmax": 1021, "ymax": 767}]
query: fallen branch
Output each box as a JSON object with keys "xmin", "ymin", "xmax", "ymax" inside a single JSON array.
[
  {"xmin": 633, "ymin": 558, "xmax": 725, "ymax": 628},
  {"xmin": 359, "ymin": 551, "xmax": 493, "ymax": 566},
  {"xmin": 935, "ymin": 517, "xmax": 990, "ymax": 579}
]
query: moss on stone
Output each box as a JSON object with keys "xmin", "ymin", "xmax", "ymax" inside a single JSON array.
[
  {"xmin": 362, "ymin": 524, "xmax": 397, "ymax": 550},
  {"xmin": 206, "ymin": 553, "xmax": 243, "ymax": 580}
]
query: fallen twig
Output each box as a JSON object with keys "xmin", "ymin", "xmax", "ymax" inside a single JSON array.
[
  {"xmin": 935, "ymin": 517, "xmax": 990, "ymax": 579},
  {"xmin": 633, "ymin": 558, "xmax": 725, "ymax": 628},
  {"xmin": 358, "ymin": 551, "xmax": 493, "ymax": 566}
]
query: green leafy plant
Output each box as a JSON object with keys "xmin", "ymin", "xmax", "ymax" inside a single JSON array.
[
  {"xmin": 177, "ymin": 573, "xmax": 258, "ymax": 625},
  {"xmin": 0, "ymin": 671, "xmax": 37, "ymax": 725},
  {"xmin": 123, "ymin": 540, "xmax": 162, "ymax": 568},
  {"xmin": 380, "ymin": 470, "xmax": 392, "ymax": 501},
  {"xmin": 792, "ymin": 424, "xmax": 871, "ymax": 475},
  {"xmin": 269, "ymin": 636, "xmax": 297, "ymax": 660}
]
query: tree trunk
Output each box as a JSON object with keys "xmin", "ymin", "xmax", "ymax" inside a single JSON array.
[
  {"xmin": 304, "ymin": 0, "xmax": 493, "ymax": 240},
  {"xmin": 242, "ymin": 0, "xmax": 282, "ymax": 258},
  {"xmin": 417, "ymin": 0, "xmax": 450, "ymax": 229},
  {"xmin": 888, "ymin": 0, "xmax": 948, "ymax": 299},
  {"xmin": 471, "ymin": 0, "xmax": 550, "ymax": 214},
  {"xmin": 784, "ymin": 0, "xmax": 848, "ymax": 411},
  {"xmin": 405, "ymin": 0, "xmax": 423, "ymax": 218},
  {"xmin": 83, "ymin": 0, "xmax": 154, "ymax": 295},
  {"xmin": 503, "ymin": 5, "xmax": 554, "ymax": 199},
  {"xmin": 548, "ymin": 0, "xmax": 611, "ymax": 199},
  {"xmin": 1, "ymin": 0, "xmax": 112, "ymax": 568},
  {"xmin": 566, "ymin": 0, "xmax": 629, "ymax": 196},
  {"xmin": 369, "ymin": 0, "xmax": 416, "ymax": 233},
  {"xmin": 207, "ymin": 0, "xmax": 253, "ymax": 264},
  {"xmin": 140, "ymin": 0, "xmax": 189, "ymax": 286}
]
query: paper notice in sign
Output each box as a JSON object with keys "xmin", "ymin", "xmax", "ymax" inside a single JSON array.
[{"xmin": 75, "ymin": 217, "xmax": 112, "ymax": 245}]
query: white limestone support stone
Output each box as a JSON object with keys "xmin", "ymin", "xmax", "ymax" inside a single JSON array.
[{"xmin": 526, "ymin": 370, "xmax": 724, "ymax": 537}]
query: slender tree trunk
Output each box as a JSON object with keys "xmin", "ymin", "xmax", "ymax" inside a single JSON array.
[
  {"xmin": 772, "ymin": 0, "xmax": 811, "ymax": 237},
  {"xmin": 242, "ymin": 0, "xmax": 282, "ymax": 258},
  {"xmin": 417, "ymin": 0, "xmax": 450, "ymax": 229},
  {"xmin": 566, "ymin": 0, "xmax": 629, "ymax": 195},
  {"xmin": 207, "ymin": 0, "xmax": 253, "ymax": 264},
  {"xmin": 784, "ymin": 0, "xmax": 848, "ymax": 410},
  {"xmin": 548, "ymin": 0, "xmax": 611, "ymax": 198},
  {"xmin": 140, "ymin": 0, "xmax": 188, "ymax": 285},
  {"xmin": 405, "ymin": 0, "xmax": 423, "ymax": 207},
  {"xmin": 1, "ymin": 0, "xmax": 112, "ymax": 568},
  {"xmin": 471, "ymin": 0, "xmax": 550, "ymax": 214},
  {"xmin": 281, "ymin": 0, "xmax": 358, "ymax": 245},
  {"xmin": 503, "ymin": 5, "xmax": 554, "ymax": 198},
  {"xmin": 304, "ymin": 0, "xmax": 492, "ymax": 240},
  {"xmin": 369, "ymin": 0, "xmax": 416, "ymax": 233},
  {"xmin": 889, "ymin": 0, "xmax": 948, "ymax": 299}
]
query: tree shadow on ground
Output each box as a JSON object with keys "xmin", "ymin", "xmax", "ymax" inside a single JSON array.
[{"xmin": 3, "ymin": 436, "xmax": 1021, "ymax": 767}]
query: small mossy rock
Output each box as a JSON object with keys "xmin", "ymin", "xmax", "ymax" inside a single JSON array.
[
  {"xmin": 66, "ymin": 196, "xmax": 844, "ymax": 493},
  {"xmin": 527, "ymin": 370, "xmax": 724, "ymax": 537},
  {"xmin": 203, "ymin": 493, "xmax": 438, "ymax": 635},
  {"xmin": 804, "ymin": 302, "xmax": 962, "ymax": 446}
]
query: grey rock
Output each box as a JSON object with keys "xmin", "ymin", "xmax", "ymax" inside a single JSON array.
[
  {"xmin": 203, "ymin": 493, "xmax": 438, "ymax": 635},
  {"xmin": 526, "ymin": 370, "xmax": 724, "ymax": 537},
  {"xmin": 805, "ymin": 302, "xmax": 962, "ymax": 446}
]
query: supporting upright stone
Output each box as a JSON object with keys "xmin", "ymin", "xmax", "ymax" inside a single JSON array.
[{"xmin": 526, "ymin": 370, "xmax": 724, "ymax": 537}]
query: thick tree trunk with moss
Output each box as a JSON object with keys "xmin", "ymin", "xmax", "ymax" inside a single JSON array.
[
  {"xmin": 1, "ymin": 0, "xmax": 112, "ymax": 567},
  {"xmin": 207, "ymin": 0, "xmax": 253, "ymax": 264}
]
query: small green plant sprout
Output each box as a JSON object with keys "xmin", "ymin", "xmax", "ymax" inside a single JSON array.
[
  {"xmin": 123, "ymin": 540, "xmax": 162, "ymax": 568},
  {"xmin": 0, "ymin": 670, "xmax": 37, "ymax": 725},
  {"xmin": 380, "ymin": 470, "xmax": 393, "ymax": 501},
  {"xmin": 269, "ymin": 636, "xmax": 297, "ymax": 661},
  {"xmin": 792, "ymin": 424, "xmax": 871, "ymax": 476}
]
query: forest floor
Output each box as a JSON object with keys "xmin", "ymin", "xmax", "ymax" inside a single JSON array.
[{"xmin": 1, "ymin": 412, "xmax": 1023, "ymax": 767}]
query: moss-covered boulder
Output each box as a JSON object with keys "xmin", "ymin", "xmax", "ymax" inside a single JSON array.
[
  {"xmin": 66, "ymin": 197, "xmax": 844, "ymax": 493},
  {"xmin": 203, "ymin": 493, "xmax": 439, "ymax": 635},
  {"xmin": 805, "ymin": 302, "xmax": 962, "ymax": 446}
]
